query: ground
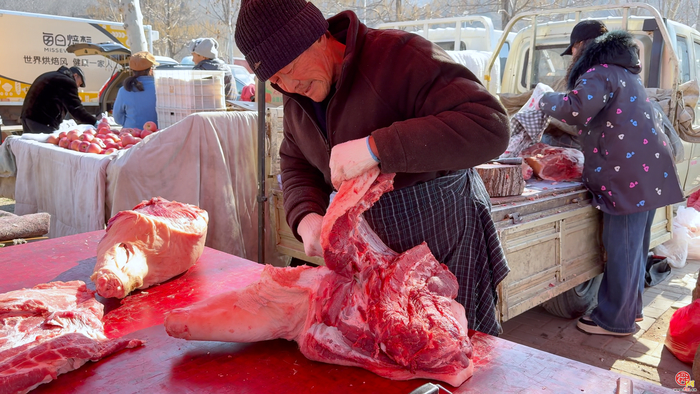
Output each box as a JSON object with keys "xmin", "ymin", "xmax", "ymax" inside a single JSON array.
[{"xmin": 0, "ymin": 197, "xmax": 15, "ymax": 213}]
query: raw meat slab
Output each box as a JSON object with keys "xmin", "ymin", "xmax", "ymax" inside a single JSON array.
[{"xmin": 0, "ymin": 281, "xmax": 143, "ymax": 393}]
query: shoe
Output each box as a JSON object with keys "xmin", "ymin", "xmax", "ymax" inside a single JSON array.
[
  {"xmin": 577, "ymin": 317, "xmax": 633, "ymax": 336},
  {"xmin": 636, "ymin": 316, "xmax": 644, "ymax": 322}
]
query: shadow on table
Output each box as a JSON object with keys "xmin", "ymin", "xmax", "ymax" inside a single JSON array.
[{"xmin": 51, "ymin": 256, "xmax": 121, "ymax": 313}]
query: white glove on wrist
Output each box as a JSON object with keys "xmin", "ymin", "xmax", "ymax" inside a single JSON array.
[
  {"xmin": 529, "ymin": 82, "xmax": 554, "ymax": 111},
  {"xmin": 297, "ymin": 213, "xmax": 323, "ymax": 258},
  {"xmin": 329, "ymin": 136, "xmax": 379, "ymax": 190}
]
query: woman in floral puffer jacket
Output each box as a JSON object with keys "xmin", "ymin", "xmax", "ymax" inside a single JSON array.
[{"xmin": 538, "ymin": 24, "xmax": 684, "ymax": 336}]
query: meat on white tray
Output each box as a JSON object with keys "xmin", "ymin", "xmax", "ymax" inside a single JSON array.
[
  {"xmin": 91, "ymin": 197, "xmax": 209, "ymax": 299},
  {"xmin": 0, "ymin": 281, "xmax": 143, "ymax": 393},
  {"xmin": 164, "ymin": 168, "xmax": 473, "ymax": 386}
]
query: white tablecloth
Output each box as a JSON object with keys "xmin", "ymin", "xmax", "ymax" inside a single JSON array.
[
  {"xmin": 6, "ymin": 111, "xmax": 286, "ymax": 266},
  {"xmin": 106, "ymin": 110, "xmax": 264, "ymax": 261},
  {"xmin": 9, "ymin": 136, "xmax": 113, "ymax": 238}
]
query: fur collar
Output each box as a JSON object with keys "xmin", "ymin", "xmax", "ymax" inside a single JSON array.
[{"xmin": 567, "ymin": 30, "xmax": 642, "ymax": 89}]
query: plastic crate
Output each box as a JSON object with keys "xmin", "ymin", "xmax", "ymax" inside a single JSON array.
[
  {"xmin": 156, "ymin": 108, "xmax": 227, "ymax": 129},
  {"xmin": 154, "ymin": 70, "xmax": 226, "ymax": 111}
]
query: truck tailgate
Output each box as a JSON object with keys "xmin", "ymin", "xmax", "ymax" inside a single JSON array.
[{"xmin": 493, "ymin": 180, "xmax": 672, "ymax": 321}]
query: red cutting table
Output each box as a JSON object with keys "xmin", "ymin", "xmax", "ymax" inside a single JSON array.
[{"xmin": 2, "ymin": 231, "xmax": 673, "ymax": 393}]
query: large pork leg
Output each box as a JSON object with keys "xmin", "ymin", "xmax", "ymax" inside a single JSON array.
[
  {"xmin": 165, "ymin": 168, "xmax": 474, "ymax": 387},
  {"xmin": 91, "ymin": 197, "xmax": 209, "ymax": 299}
]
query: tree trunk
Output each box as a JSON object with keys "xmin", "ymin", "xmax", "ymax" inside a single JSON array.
[
  {"xmin": 501, "ymin": 0, "xmax": 512, "ymax": 30},
  {"xmin": 120, "ymin": 0, "xmax": 148, "ymax": 53}
]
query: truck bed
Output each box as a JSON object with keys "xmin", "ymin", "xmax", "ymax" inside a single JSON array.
[{"xmin": 492, "ymin": 179, "xmax": 672, "ymax": 321}]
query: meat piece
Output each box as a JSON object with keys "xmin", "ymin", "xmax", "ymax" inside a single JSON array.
[
  {"xmin": 522, "ymin": 161, "xmax": 533, "ymax": 180},
  {"xmin": 91, "ymin": 197, "xmax": 209, "ymax": 299},
  {"xmin": 0, "ymin": 334, "xmax": 142, "ymax": 394},
  {"xmin": 165, "ymin": 168, "xmax": 473, "ymax": 386},
  {"xmin": 521, "ymin": 142, "xmax": 584, "ymax": 182},
  {"xmin": 0, "ymin": 281, "xmax": 104, "ymax": 353},
  {"xmin": 0, "ymin": 281, "xmax": 144, "ymax": 393}
]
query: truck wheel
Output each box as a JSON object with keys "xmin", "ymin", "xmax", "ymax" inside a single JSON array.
[{"xmin": 541, "ymin": 274, "xmax": 603, "ymax": 319}]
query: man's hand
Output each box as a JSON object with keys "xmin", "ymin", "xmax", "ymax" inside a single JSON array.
[
  {"xmin": 329, "ymin": 136, "xmax": 379, "ymax": 190},
  {"xmin": 297, "ymin": 213, "xmax": 323, "ymax": 258}
]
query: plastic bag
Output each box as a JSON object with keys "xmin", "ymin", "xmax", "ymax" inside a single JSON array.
[
  {"xmin": 677, "ymin": 206, "xmax": 700, "ymax": 261},
  {"xmin": 520, "ymin": 83, "xmax": 554, "ymax": 113},
  {"xmin": 688, "ymin": 189, "xmax": 700, "ymax": 211},
  {"xmin": 655, "ymin": 206, "xmax": 700, "ymax": 268},
  {"xmin": 665, "ymin": 298, "xmax": 700, "ymax": 364},
  {"xmin": 654, "ymin": 223, "xmax": 690, "ymax": 269}
]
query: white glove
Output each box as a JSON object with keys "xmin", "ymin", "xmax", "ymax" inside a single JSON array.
[
  {"xmin": 297, "ymin": 213, "xmax": 323, "ymax": 258},
  {"xmin": 526, "ymin": 83, "xmax": 554, "ymax": 112},
  {"xmin": 329, "ymin": 136, "xmax": 379, "ymax": 190}
]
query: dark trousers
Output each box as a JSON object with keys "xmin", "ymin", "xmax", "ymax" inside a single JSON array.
[
  {"xmin": 21, "ymin": 117, "xmax": 54, "ymax": 134},
  {"xmin": 591, "ymin": 209, "xmax": 656, "ymax": 333}
]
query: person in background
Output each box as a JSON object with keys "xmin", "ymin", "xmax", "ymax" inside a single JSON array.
[
  {"xmin": 20, "ymin": 66, "xmax": 96, "ymax": 134},
  {"xmin": 235, "ymin": 0, "xmax": 511, "ymax": 335},
  {"xmin": 113, "ymin": 51, "xmax": 159, "ymax": 129},
  {"xmin": 535, "ymin": 20, "xmax": 684, "ymax": 336},
  {"xmin": 190, "ymin": 37, "xmax": 234, "ymax": 99}
]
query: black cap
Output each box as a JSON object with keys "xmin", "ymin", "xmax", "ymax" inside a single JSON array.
[
  {"xmin": 561, "ymin": 20, "xmax": 608, "ymax": 56},
  {"xmin": 69, "ymin": 66, "xmax": 86, "ymax": 87}
]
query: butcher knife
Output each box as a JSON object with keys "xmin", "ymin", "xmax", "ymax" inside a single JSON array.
[
  {"xmin": 408, "ymin": 383, "xmax": 453, "ymax": 394},
  {"xmin": 488, "ymin": 157, "xmax": 523, "ymax": 165}
]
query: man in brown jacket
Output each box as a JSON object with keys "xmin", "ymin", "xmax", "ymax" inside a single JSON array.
[{"xmin": 236, "ymin": 0, "xmax": 511, "ymax": 335}]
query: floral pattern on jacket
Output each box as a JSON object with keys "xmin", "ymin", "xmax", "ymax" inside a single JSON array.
[{"xmin": 539, "ymin": 30, "xmax": 683, "ymax": 215}]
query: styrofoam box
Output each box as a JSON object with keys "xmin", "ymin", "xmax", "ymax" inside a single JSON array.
[
  {"xmin": 154, "ymin": 70, "xmax": 226, "ymax": 110},
  {"xmin": 156, "ymin": 108, "xmax": 227, "ymax": 129}
]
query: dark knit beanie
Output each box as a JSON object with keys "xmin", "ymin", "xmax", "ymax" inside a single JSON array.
[{"xmin": 235, "ymin": 0, "xmax": 329, "ymax": 81}]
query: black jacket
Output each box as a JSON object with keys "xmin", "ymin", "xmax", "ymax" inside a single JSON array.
[
  {"xmin": 20, "ymin": 66, "xmax": 97, "ymax": 131},
  {"xmin": 540, "ymin": 31, "xmax": 684, "ymax": 214}
]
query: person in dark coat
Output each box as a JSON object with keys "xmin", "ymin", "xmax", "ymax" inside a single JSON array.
[
  {"xmin": 537, "ymin": 21, "xmax": 684, "ymax": 336},
  {"xmin": 190, "ymin": 38, "xmax": 234, "ymax": 99},
  {"xmin": 235, "ymin": 0, "xmax": 511, "ymax": 335},
  {"xmin": 20, "ymin": 66, "xmax": 97, "ymax": 133}
]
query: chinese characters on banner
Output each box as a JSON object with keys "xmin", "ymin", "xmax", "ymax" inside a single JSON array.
[{"xmin": 20, "ymin": 32, "xmax": 112, "ymax": 69}]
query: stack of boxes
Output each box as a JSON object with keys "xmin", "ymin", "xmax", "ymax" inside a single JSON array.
[{"xmin": 154, "ymin": 70, "xmax": 227, "ymax": 128}]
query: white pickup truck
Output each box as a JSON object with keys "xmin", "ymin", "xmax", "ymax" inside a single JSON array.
[{"xmin": 481, "ymin": 2, "xmax": 700, "ymax": 320}]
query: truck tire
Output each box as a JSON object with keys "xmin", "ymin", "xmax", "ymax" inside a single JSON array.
[{"xmin": 541, "ymin": 274, "xmax": 603, "ymax": 319}]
